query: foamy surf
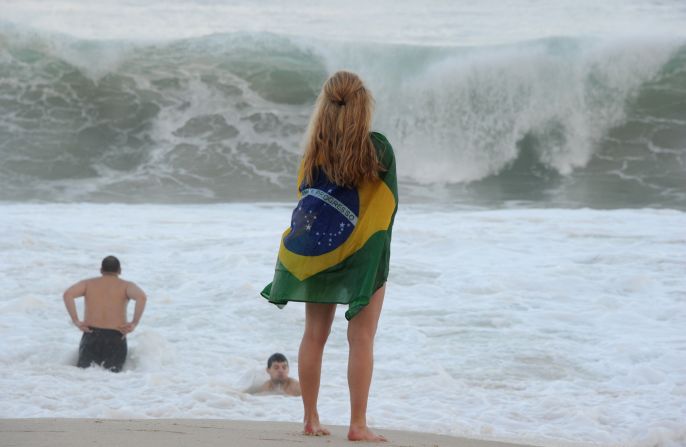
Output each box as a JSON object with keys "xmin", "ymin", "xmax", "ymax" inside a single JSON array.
[{"xmin": 1, "ymin": 203, "xmax": 685, "ymax": 446}]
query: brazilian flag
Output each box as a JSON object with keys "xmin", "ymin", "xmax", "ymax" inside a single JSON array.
[{"xmin": 261, "ymin": 132, "xmax": 398, "ymax": 320}]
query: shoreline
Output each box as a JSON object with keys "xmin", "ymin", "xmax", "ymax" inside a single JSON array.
[{"xmin": 0, "ymin": 419, "xmax": 542, "ymax": 447}]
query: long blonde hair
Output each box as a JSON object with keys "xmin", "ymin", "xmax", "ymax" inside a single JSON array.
[{"xmin": 301, "ymin": 71, "xmax": 382, "ymax": 188}]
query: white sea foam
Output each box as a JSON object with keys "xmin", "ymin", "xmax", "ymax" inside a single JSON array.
[
  {"xmin": 0, "ymin": 203, "xmax": 684, "ymax": 447},
  {"xmin": 351, "ymin": 38, "xmax": 678, "ymax": 184}
]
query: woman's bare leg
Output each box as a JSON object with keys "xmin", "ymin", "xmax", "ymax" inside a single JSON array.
[
  {"xmin": 299, "ymin": 302, "xmax": 336, "ymax": 436},
  {"xmin": 347, "ymin": 284, "xmax": 387, "ymax": 442}
]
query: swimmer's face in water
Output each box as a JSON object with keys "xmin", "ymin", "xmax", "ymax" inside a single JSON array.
[{"xmin": 266, "ymin": 361, "xmax": 289, "ymax": 384}]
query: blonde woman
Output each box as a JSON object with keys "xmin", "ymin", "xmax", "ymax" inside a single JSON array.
[{"xmin": 262, "ymin": 71, "xmax": 398, "ymax": 441}]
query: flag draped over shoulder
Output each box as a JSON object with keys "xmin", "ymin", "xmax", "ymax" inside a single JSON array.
[{"xmin": 261, "ymin": 132, "xmax": 398, "ymax": 320}]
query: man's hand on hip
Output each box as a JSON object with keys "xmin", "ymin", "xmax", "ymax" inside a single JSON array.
[
  {"xmin": 74, "ymin": 321, "xmax": 92, "ymax": 332},
  {"xmin": 119, "ymin": 322, "xmax": 137, "ymax": 336}
]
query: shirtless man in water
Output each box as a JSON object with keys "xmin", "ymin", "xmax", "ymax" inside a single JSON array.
[
  {"xmin": 257, "ymin": 353, "xmax": 301, "ymax": 396},
  {"xmin": 62, "ymin": 256, "xmax": 147, "ymax": 372}
]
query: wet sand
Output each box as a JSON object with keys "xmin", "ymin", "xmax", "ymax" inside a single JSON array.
[{"xmin": 0, "ymin": 419, "xmax": 541, "ymax": 447}]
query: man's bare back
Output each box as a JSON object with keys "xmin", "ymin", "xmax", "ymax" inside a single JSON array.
[
  {"xmin": 63, "ymin": 256, "xmax": 146, "ymax": 335},
  {"xmin": 64, "ymin": 275, "xmax": 145, "ymax": 332}
]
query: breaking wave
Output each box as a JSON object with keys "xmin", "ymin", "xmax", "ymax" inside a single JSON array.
[{"xmin": 1, "ymin": 26, "xmax": 684, "ymax": 207}]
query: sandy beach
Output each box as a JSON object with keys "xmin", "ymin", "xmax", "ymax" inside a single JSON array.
[{"xmin": 0, "ymin": 419, "xmax": 541, "ymax": 447}]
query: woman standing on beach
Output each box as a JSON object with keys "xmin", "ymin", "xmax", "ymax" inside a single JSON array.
[{"xmin": 262, "ymin": 70, "xmax": 398, "ymax": 442}]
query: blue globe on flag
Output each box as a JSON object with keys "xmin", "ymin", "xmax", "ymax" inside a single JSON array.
[{"xmin": 284, "ymin": 178, "xmax": 359, "ymax": 256}]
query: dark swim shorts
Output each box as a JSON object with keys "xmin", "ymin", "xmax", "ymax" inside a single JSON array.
[{"xmin": 77, "ymin": 327, "xmax": 127, "ymax": 372}]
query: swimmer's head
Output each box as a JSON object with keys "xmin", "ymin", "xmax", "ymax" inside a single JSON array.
[
  {"xmin": 101, "ymin": 255, "xmax": 121, "ymax": 275},
  {"xmin": 266, "ymin": 353, "xmax": 289, "ymax": 384}
]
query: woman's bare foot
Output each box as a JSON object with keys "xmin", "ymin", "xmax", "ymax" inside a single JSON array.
[
  {"xmin": 348, "ymin": 425, "xmax": 387, "ymax": 442},
  {"xmin": 303, "ymin": 420, "xmax": 331, "ymax": 436}
]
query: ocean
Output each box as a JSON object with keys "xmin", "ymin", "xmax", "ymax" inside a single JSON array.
[{"xmin": 0, "ymin": 1, "xmax": 685, "ymax": 446}]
